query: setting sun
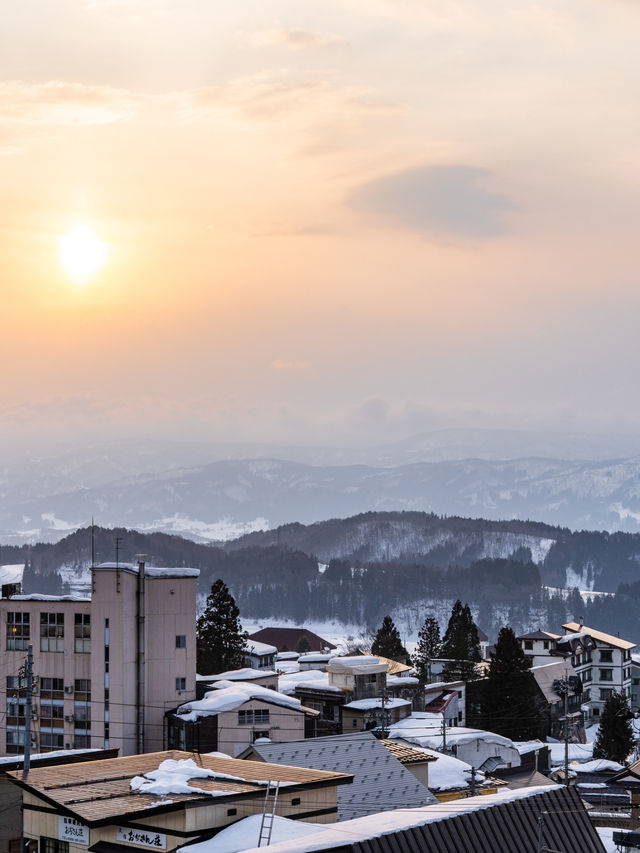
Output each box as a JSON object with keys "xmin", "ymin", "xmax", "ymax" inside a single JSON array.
[{"xmin": 58, "ymin": 224, "xmax": 108, "ymax": 283}]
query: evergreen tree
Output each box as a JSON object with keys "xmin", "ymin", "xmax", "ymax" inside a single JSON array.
[
  {"xmin": 480, "ymin": 626, "xmax": 541, "ymax": 740},
  {"xmin": 371, "ymin": 615, "xmax": 408, "ymax": 662},
  {"xmin": 441, "ymin": 600, "xmax": 481, "ymax": 681},
  {"xmin": 196, "ymin": 579, "xmax": 249, "ymax": 674},
  {"xmin": 412, "ymin": 616, "xmax": 441, "ymax": 682},
  {"xmin": 593, "ymin": 691, "xmax": 634, "ymax": 764}
]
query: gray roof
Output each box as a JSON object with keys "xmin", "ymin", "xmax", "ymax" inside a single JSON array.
[{"xmin": 246, "ymin": 731, "xmax": 437, "ymax": 820}]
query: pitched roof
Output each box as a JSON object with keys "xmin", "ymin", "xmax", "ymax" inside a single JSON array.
[
  {"xmin": 378, "ymin": 740, "xmax": 438, "ymax": 765},
  {"xmin": 563, "ymin": 622, "xmax": 636, "ymax": 650},
  {"xmin": 249, "ymin": 628, "xmax": 337, "ymax": 651},
  {"xmin": 244, "ymin": 731, "xmax": 437, "ymax": 820},
  {"xmin": 517, "ymin": 630, "xmax": 561, "ymax": 641},
  {"xmin": 8, "ymin": 750, "xmax": 351, "ymax": 827},
  {"xmin": 238, "ymin": 785, "xmax": 605, "ymax": 853}
]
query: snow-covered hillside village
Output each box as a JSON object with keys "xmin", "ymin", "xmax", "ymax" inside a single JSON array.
[{"xmin": 2, "ymin": 549, "xmax": 640, "ymax": 853}]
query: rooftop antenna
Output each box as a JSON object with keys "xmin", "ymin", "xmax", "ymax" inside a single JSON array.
[
  {"xmin": 91, "ymin": 517, "xmax": 95, "ymax": 568},
  {"xmin": 115, "ymin": 536, "xmax": 123, "ymax": 594}
]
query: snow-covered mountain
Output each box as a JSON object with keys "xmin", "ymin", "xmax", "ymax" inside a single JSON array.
[{"xmin": 5, "ymin": 451, "xmax": 640, "ymax": 543}]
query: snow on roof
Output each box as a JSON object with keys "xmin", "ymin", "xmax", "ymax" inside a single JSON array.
[
  {"xmin": 239, "ymin": 785, "xmax": 562, "ymax": 853},
  {"xmin": 298, "ymin": 653, "xmax": 333, "ymax": 663},
  {"xmin": 0, "ymin": 564, "xmax": 23, "ymax": 586},
  {"xmin": 0, "ymin": 748, "xmax": 101, "ymax": 766},
  {"xmin": 563, "ymin": 622, "xmax": 636, "ymax": 651},
  {"xmin": 328, "ymin": 656, "xmax": 386, "ymax": 675},
  {"xmin": 388, "ymin": 716, "xmax": 515, "ymax": 750},
  {"xmin": 512, "ymin": 740, "xmax": 549, "ymax": 756},
  {"xmin": 570, "ymin": 759, "xmax": 624, "ymax": 773},
  {"xmin": 386, "ymin": 675, "xmax": 419, "ymax": 687},
  {"xmin": 548, "ymin": 741, "xmax": 595, "ymax": 765},
  {"xmin": 206, "ymin": 668, "xmax": 277, "ymax": 682},
  {"xmin": 9, "ymin": 594, "xmax": 89, "ymax": 602},
  {"xmin": 424, "ymin": 681, "xmax": 464, "ymax": 691},
  {"xmin": 92, "ymin": 563, "xmax": 199, "ymax": 578},
  {"xmin": 245, "ymin": 640, "xmax": 278, "ymax": 656},
  {"xmin": 278, "ymin": 670, "xmax": 341, "ymax": 695},
  {"xmin": 179, "ymin": 814, "xmax": 325, "ymax": 853},
  {"xmin": 343, "ymin": 698, "xmax": 411, "ymax": 711},
  {"xmin": 277, "ymin": 661, "xmax": 301, "ymax": 674},
  {"xmin": 277, "ymin": 652, "xmax": 300, "ymax": 661},
  {"xmin": 131, "ymin": 758, "xmax": 264, "ymax": 798},
  {"xmin": 175, "ymin": 683, "xmax": 303, "ymax": 721}
]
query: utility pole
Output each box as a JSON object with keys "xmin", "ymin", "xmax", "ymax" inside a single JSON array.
[
  {"xmin": 564, "ymin": 682, "xmax": 570, "ymax": 786},
  {"xmin": 20, "ymin": 645, "xmax": 35, "ymax": 853}
]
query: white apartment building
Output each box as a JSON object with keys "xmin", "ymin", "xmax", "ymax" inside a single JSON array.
[
  {"xmin": 561, "ymin": 622, "xmax": 636, "ymax": 722},
  {"xmin": 0, "ymin": 561, "xmax": 198, "ymax": 757}
]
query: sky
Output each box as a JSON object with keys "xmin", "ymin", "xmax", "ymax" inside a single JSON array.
[{"xmin": 2, "ymin": 0, "xmax": 640, "ymax": 453}]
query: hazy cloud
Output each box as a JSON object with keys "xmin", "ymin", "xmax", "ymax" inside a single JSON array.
[
  {"xmin": 349, "ymin": 165, "xmax": 514, "ymax": 237},
  {"xmin": 271, "ymin": 359, "xmax": 311, "ymax": 370},
  {"xmin": 0, "ymin": 81, "xmax": 137, "ymax": 127},
  {"xmin": 243, "ymin": 28, "xmax": 347, "ymax": 49}
]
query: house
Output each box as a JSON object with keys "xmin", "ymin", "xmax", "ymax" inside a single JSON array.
[
  {"xmin": 9, "ymin": 750, "xmax": 354, "ymax": 852},
  {"xmin": 0, "ymin": 561, "xmax": 198, "ymax": 757},
  {"xmin": 388, "ymin": 713, "xmax": 522, "ymax": 769},
  {"xmin": 248, "ymin": 628, "xmax": 336, "ymax": 654},
  {"xmin": 196, "ymin": 668, "xmax": 278, "ymax": 698},
  {"xmin": 561, "ymin": 622, "xmax": 636, "ymax": 722},
  {"xmin": 239, "ymin": 731, "xmax": 437, "ymax": 820},
  {"xmin": 0, "ymin": 747, "xmax": 118, "ymax": 853},
  {"xmin": 243, "ymin": 640, "xmax": 277, "ymax": 671},
  {"xmin": 530, "ymin": 659, "xmax": 584, "ymax": 739},
  {"xmin": 278, "ymin": 670, "xmax": 346, "ymax": 737},
  {"xmin": 166, "ymin": 681, "xmax": 319, "ymax": 756},
  {"xmin": 518, "ymin": 630, "xmax": 562, "ymax": 666},
  {"xmin": 234, "ymin": 785, "xmax": 605, "ymax": 853},
  {"xmin": 298, "ymin": 653, "xmax": 334, "ymax": 672},
  {"xmin": 326, "ymin": 656, "xmax": 387, "ymax": 700},
  {"xmin": 341, "ymin": 697, "xmax": 411, "ymax": 732},
  {"xmin": 423, "ymin": 680, "xmax": 466, "ymax": 726}
]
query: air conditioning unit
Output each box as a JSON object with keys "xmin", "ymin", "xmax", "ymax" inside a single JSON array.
[
  {"xmin": 31, "ymin": 705, "xmax": 38, "ymax": 719},
  {"xmin": 64, "ymin": 685, "xmax": 74, "ymax": 694},
  {"xmin": 64, "ymin": 714, "xmax": 75, "ymax": 723}
]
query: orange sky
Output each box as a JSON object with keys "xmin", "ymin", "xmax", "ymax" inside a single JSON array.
[{"xmin": 3, "ymin": 0, "xmax": 640, "ymax": 450}]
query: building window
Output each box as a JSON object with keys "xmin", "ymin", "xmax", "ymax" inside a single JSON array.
[
  {"xmin": 176, "ymin": 635, "xmax": 186, "ymax": 648},
  {"xmin": 291, "ymin": 798, "xmax": 301, "ymax": 806},
  {"xmin": 75, "ymin": 679, "xmax": 91, "ymax": 694},
  {"xmin": 176, "ymin": 677, "xmax": 186, "ymax": 691},
  {"xmin": 40, "ymin": 613, "xmax": 64, "ymax": 652},
  {"xmin": 41, "ymin": 838, "xmax": 69, "ymax": 853},
  {"xmin": 74, "ymin": 614, "xmax": 91, "ymax": 653},
  {"xmin": 6, "ymin": 612, "xmax": 29, "ymax": 650},
  {"xmin": 352, "ymin": 718, "xmax": 358, "ymax": 727},
  {"xmin": 40, "ymin": 700, "xmax": 64, "ymax": 722},
  {"xmin": 40, "ymin": 678, "xmax": 64, "ymax": 694},
  {"xmin": 599, "ymin": 669, "xmax": 613, "ymax": 682},
  {"xmin": 600, "ymin": 650, "xmax": 613, "ymax": 663},
  {"xmin": 40, "ymin": 732, "xmax": 64, "ymax": 750},
  {"xmin": 582, "ymin": 669, "xmax": 592, "ymax": 683},
  {"xmin": 74, "ymin": 735, "xmax": 91, "ymax": 748},
  {"xmin": 524, "ymin": 640, "xmax": 533, "ymax": 650},
  {"xmin": 238, "ymin": 709, "xmax": 270, "ymax": 725},
  {"xmin": 543, "ymin": 641, "xmax": 549, "ymax": 650},
  {"xmin": 600, "ymin": 688, "xmax": 613, "ymax": 701}
]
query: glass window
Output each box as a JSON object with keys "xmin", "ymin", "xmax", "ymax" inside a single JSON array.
[
  {"xmin": 176, "ymin": 635, "xmax": 186, "ymax": 648},
  {"xmin": 40, "ymin": 678, "xmax": 64, "ymax": 694},
  {"xmin": 6, "ymin": 612, "xmax": 30, "ymax": 650},
  {"xmin": 599, "ymin": 669, "xmax": 613, "ymax": 682},
  {"xmin": 74, "ymin": 679, "xmax": 91, "ymax": 694},
  {"xmin": 176, "ymin": 677, "xmax": 186, "ymax": 691},
  {"xmin": 238, "ymin": 709, "xmax": 270, "ymax": 725},
  {"xmin": 41, "ymin": 837, "xmax": 69, "ymax": 853},
  {"xmin": 524, "ymin": 640, "xmax": 533, "ymax": 650},
  {"xmin": 600, "ymin": 688, "xmax": 613, "ymax": 701},
  {"xmin": 600, "ymin": 650, "xmax": 613, "ymax": 663},
  {"xmin": 40, "ymin": 732, "xmax": 64, "ymax": 750},
  {"xmin": 40, "ymin": 613, "xmax": 64, "ymax": 652},
  {"xmin": 74, "ymin": 613, "xmax": 90, "ymax": 653}
]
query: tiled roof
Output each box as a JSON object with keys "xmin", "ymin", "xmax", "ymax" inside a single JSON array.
[
  {"xmin": 379, "ymin": 740, "xmax": 438, "ymax": 765},
  {"xmin": 246, "ymin": 732, "xmax": 437, "ymax": 820},
  {"xmin": 8, "ymin": 750, "xmax": 351, "ymax": 826}
]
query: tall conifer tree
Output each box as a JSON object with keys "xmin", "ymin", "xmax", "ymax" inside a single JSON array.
[
  {"xmin": 479, "ymin": 626, "xmax": 540, "ymax": 740},
  {"xmin": 371, "ymin": 615, "xmax": 408, "ymax": 662},
  {"xmin": 594, "ymin": 691, "xmax": 634, "ymax": 764},
  {"xmin": 413, "ymin": 616, "xmax": 442, "ymax": 683},
  {"xmin": 196, "ymin": 579, "xmax": 249, "ymax": 674},
  {"xmin": 441, "ymin": 600, "xmax": 481, "ymax": 681}
]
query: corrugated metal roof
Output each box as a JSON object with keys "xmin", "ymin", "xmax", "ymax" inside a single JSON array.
[
  {"xmin": 248, "ymin": 732, "xmax": 437, "ymax": 820},
  {"xmin": 8, "ymin": 750, "xmax": 351, "ymax": 825},
  {"xmin": 239, "ymin": 786, "xmax": 605, "ymax": 853}
]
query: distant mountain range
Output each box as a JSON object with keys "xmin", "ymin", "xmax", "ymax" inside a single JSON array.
[{"xmin": 5, "ymin": 429, "xmax": 640, "ymax": 543}]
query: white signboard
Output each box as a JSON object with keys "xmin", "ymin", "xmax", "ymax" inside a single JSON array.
[
  {"xmin": 58, "ymin": 816, "xmax": 89, "ymax": 845},
  {"xmin": 116, "ymin": 828, "xmax": 167, "ymax": 849}
]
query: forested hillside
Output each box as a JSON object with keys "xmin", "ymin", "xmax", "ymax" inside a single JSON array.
[{"xmin": 6, "ymin": 512, "xmax": 640, "ymax": 643}]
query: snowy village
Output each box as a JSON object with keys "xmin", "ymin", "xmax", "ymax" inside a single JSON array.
[{"xmin": 0, "ymin": 557, "xmax": 638, "ymax": 853}]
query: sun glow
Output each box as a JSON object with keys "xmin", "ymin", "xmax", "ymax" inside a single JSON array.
[{"xmin": 58, "ymin": 224, "xmax": 108, "ymax": 283}]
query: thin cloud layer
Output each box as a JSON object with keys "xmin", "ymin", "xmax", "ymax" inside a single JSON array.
[{"xmin": 349, "ymin": 165, "xmax": 514, "ymax": 237}]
